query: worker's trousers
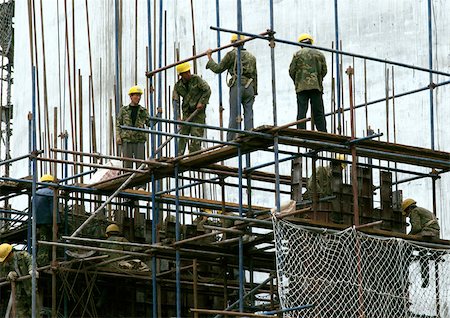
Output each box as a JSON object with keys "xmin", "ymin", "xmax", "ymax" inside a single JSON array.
[
  {"xmin": 178, "ymin": 111, "xmax": 205, "ymax": 156},
  {"xmin": 122, "ymin": 142, "xmax": 145, "ymax": 169},
  {"xmin": 228, "ymin": 84, "xmax": 255, "ymax": 141},
  {"xmin": 296, "ymin": 89, "xmax": 327, "ymax": 132}
]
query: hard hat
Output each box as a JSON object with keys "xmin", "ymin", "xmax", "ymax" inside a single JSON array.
[
  {"xmin": 336, "ymin": 154, "xmax": 347, "ymax": 169},
  {"xmin": 40, "ymin": 174, "xmax": 55, "ymax": 182},
  {"xmin": 298, "ymin": 33, "xmax": 314, "ymax": 44},
  {"xmin": 402, "ymin": 198, "xmax": 416, "ymax": 214},
  {"xmin": 106, "ymin": 224, "xmax": 120, "ymax": 235},
  {"xmin": 128, "ymin": 86, "xmax": 143, "ymax": 95},
  {"xmin": 176, "ymin": 62, "xmax": 191, "ymax": 74},
  {"xmin": 0, "ymin": 243, "xmax": 12, "ymax": 263},
  {"xmin": 231, "ymin": 33, "xmax": 245, "ymax": 42}
]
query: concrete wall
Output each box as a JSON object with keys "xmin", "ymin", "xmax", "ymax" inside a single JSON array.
[{"xmin": 12, "ymin": 0, "xmax": 450, "ymax": 237}]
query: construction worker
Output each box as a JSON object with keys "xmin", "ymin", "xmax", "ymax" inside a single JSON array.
[
  {"xmin": 35, "ymin": 174, "xmax": 60, "ymax": 266},
  {"xmin": 103, "ymin": 224, "xmax": 129, "ymax": 260},
  {"xmin": 173, "ymin": 62, "xmax": 211, "ymax": 156},
  {"xmin": 116, "ymin": 85, "xmax": 151, "ymax": 168},
  {"xmin": 0, "ymin": 243, "xmax": 38, "ymax": 317},
  {"xmin": 289, "ymin": 33, "xmax": 327, "ymax": 132},
  {"xmin": 402, "ymin": 199, "xmax": 440, "ymax": 288},
  {"xmin": 206, "ymin": 34, "xmax": 257, "ymax": 141},
  {"xmin": 304, "ymin": 154, "xmax": 346, "ymax": 200},
  {"xmin": 402, "ymin": 199, "xmax": 440, "ymax": 238}
]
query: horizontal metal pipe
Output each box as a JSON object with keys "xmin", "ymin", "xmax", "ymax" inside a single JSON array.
[
  {"xmin": 145, "ymin": 30, "xmax": 270, "ymax": 77},
  {"xmin": 211, "ymin": 27, "xmax": 450, "ymax": 77},
  {"xmin": 61, "ymin": 235, "xmax": 152, "ymax": 248},
  {"xmin": 0, "ymin": 153, "xmax": 37, "ymax": 166},
  {"xmin": 122, "ymin": 126, "xmax": 238, "ymax": 146},
  {"xmin": 37, "ymin": 157, "xmax": 148, "ymax": 174},
  {"xmin": 38, "ymin": 240, "xmax": 151, "ymax": 257}
]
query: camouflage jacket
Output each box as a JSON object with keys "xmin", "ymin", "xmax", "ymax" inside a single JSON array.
[
  {"xmin": 101, "ymin": 235, "xmax": 130, "ymax": 263},
  {"xmin": 173, "ymin": 74, "xmax": 211, "ymax": 117},
  {"xmin": 116, "ymin": 104, "xmax": 151, "ymax": 143},
  {"xmin": 0, "ymin": 251, "xmax": 33, "ymax": 299},
  {"xmin": 289, "ymin": 47, "xmax": 327, "ymax": 93},
  {"xmin": 307, "ymin": 165, "xmax": 332, "ymax": 197},
  {"xmin": 206, "ymin": 48, "xmax": 258, "ymax": 94},
  {"xmin": 409, "ymin": 206, "xmax": 440, "ymax": 235}
]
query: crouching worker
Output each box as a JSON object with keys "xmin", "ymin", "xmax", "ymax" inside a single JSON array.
[
  {"xmin": 402, "ymin": 198, "xmax": 440, "ymax": 288},
  {"xmin": 0, "ymin": 243, "xmax": 40, "ymax": 317}
]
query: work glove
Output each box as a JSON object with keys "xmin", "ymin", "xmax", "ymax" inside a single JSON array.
[
  {"xmin": 29, "ymin": 270, "xmax": 39, "ymax": 279},
  {"xmin": 7, "ymin": 271, "xmax": 18, "ymax": 281}
]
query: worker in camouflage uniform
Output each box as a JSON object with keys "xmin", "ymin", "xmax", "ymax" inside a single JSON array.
[
  {"xmin": 102, "ymin": 224, "xmax": 130, "ymax": 264},
  {"xmin": 0, "ymin": 243, "xmax": 39, "ymax": 317},
  {"xmin": 402, "ymin": 199, "xmax": 440, "ymax": 288},
  {"xmin": 173, "ymin": 62, "xmax": 211, "ymax": 156},
  {"xmin": 289, "ymin": 33, "xmax": 327, "ymax": 132},
  {"xmin": 304, "ymin": 154, "xmax": 346, "ymax": 200},
  {"xmin": 402, "ymin": 199, "xmax": 440, "ymax": 238},
  {"xmin": 116, "ymin": 86, "xmax": 151, "ymax": 168},
  {"xmin": 35, "ymin": 174, "xmax": 60, "ymax": 266},
  {"xmin": 206, "ymin": 34, "xmax": 257, "ymax": 141}
]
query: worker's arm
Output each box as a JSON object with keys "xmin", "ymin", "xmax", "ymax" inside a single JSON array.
[
  {"xmin": 116, "ymin": 107, "xmax": 124, "ymax": 145},
  {"xmin": 409, "ymin": 210, "xmax": 420, "ymax": 235},
  {"xmin": 197, "ymin": 78, "xmax": 212, "ymax": 107},
  {"xmin": 321, "ymin": 53, "xmax": 328, "ymax": 78},
  {"xmin": 206, "ymin": 50, "xmax": 233, "ymax": 74},
  {"xmin": 288, "ymin": 54, "xmax": 297, "ymax": 81}
]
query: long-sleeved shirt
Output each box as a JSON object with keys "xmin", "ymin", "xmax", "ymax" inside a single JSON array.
[{"xmin": 289, "ymin": 47, "xmax": 327, "ymax": 93}]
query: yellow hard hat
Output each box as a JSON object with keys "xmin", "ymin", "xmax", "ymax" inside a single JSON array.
[
  {"xmin": 231, "ymin": 33, "xmax": 245, "ymax": 42},
  {"xmin": 336, "ymin": 154, "xmax": 347, "ymax": 169},
  {"xmin": 128, "ymin": 86, "xmax": 143, "ymax": 95},
  {"xmin": 0, "ymin": 243, "xmax": 12, "ymax": 263},
  {"xmin": 176, "ymin": 62, "xmax": 191, "ymax": 74},
  {"xmin": 106, "ymin": 224, "xmax": 120, "ymax": 235},
  {"xmin": 401, "ymin": 198, "xmax": 416, "ymax": 214},
  {"xmin": 40, "ymin": 174, "xmax": 55, "ymax": 182},
  {"xmin": 298, "ymin": 33, "xmax": 314, "ymax": 44}
]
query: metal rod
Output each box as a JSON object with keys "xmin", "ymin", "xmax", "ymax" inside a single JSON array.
[
  {"xmin": 31, "ymin": 65, "xmax": 38, "ymax": 318},
  {"xmin": 145, "ymin": 31, "xmax": 270, "ymax": 77},
  {"xmin": 211, "ymin": 27, "xmax": 450, "ymax": 77}
]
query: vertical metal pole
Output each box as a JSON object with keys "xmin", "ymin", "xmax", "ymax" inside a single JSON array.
[
  {"xmin": 334, "ymin": 0, "xmax": 342, "ymax": 134},
  {"xmin": 346, "ymin": 66, "xmax": 359, "ymax": 225},
  {"xmin": 427, "ymin": 0, "xmax": 437, "ymax": 217},
  {"xmin": 114, "ymin": 0, "xmax": 120, "ymax": 114},
  {"xmin": 28, "ymin": 112, "xmax": 33, "ymax": 253},
  {"xmin": 269, "ymin": 0, "xmax": 280, "ymax": 215},
  {"xmin": 147, "ymin": 1, "xmax": 158, "ymax": 316},
  {"xmin": 237, "ymin": 146, "xmax": 244, "ymax": 312},
  {"xmin": 63, "ymin": 131, "xmax": 68, "ymax": 318},
  {"xmin": 31, "ymin": 66, "xmax": 38, "ymax": 318},
  {"xmin": 174, "ymin": 100, "xmax": 180, "ymax": 316},
  {"xmin": 157, "ymin": 0, "xmax": 163, "ymax": 149},
  {"xmin": 215, "ymin": 0, "xmax": 224, "ymax": 141},
  {"xmin": 175, "ymin": 163, "xmax": 181, "ymax": 317},
  {"xmin": 236, "ymin": 0, "xmax": 242, "ymax": 131}
]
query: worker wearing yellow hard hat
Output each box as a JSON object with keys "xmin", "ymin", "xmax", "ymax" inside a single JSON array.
[
  {"xmin": 116, "ymin": 85, "xmax": 150, "ymax": 182},
  {"xmin": 206, "ymin": 33, "xmax": 258, "ymax": 141},
  {"xmin": 401, "ymin": 198, "xmax": 440, "ymax": 237},
  {"xmin": 289, "ymin": 32, "xmax": 327, "ymax": 132},
  {"xmin": 35, "ymin": 174, "xmax": 60, "ymax": 266},
  {"xmin": 0, "ymin": 243, "xmax": 40, "ymax": 316},
  {"xmin": 172, "ymin": 61, "xmax": 211, "ymax": 155}
]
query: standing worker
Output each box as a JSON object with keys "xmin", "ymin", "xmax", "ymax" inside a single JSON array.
[
  {"xmin": 35, "ymin": 174, "xmax": 60, "ymax": 266},
  {"xmin": 206, "ymin": 34, "xmax": 257, "ymax": 141},
  {"xmin": 173, "ymin": 62, "xmax": 211, "ymax": 156},
  {"xmin": 116, "ymin": 86, "xmax": 151, "ymax": 169},
  {"xmin": 0, "ymin": 243, "xmax": 39, "ymax": 317},
  {"xmin": 289, "ymin": 33, "xmax": 327, "ymax": 132},
  {"xmin": 402, "ymin": 198, "xmax": 440, "ymax": 288}
]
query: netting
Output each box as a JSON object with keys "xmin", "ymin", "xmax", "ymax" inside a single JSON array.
[
  {"xmin": 273, "ymin": 219, "xmax": 450, "ymax": 318},
  {"xmin": 0, "ymin": 0, "xmax": 13, "ymax": 58}
]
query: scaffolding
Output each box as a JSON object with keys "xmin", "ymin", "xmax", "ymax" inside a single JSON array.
[{"xmin": 0, "ymin": 0, "xmax": 449, "ymax": 317}]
